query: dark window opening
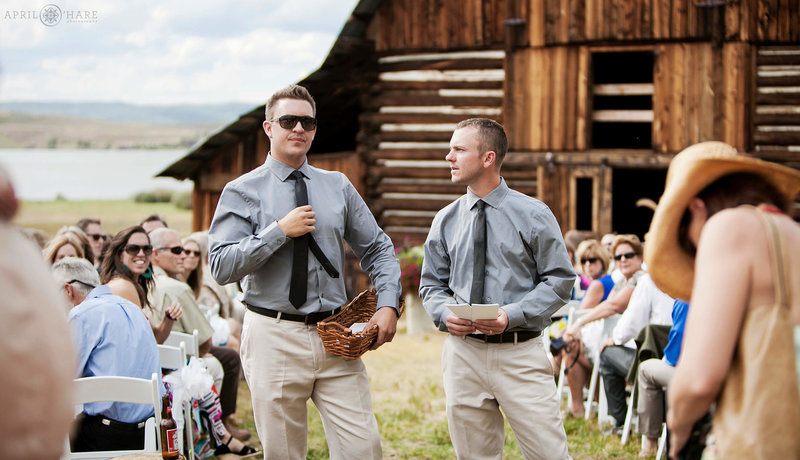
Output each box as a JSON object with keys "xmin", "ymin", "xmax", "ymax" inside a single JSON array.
[
  {"xmin": 593, "ymin": 52, "xmax": 654, "ymax": 84},
  {"xmin": 611, "ymin": 168, "xmax": 666, "ymax": 240},
  {"xmin": 592, "ymin": 122, "xmax": 652, "ymax": 149},
  {"xmin": 593, "ymin": 95, "xmax": 653, "ymax": 110},
  {"xmin": 591, "ymin": 51, "xmax": 654, "ymax": 150},
  {"xmin": 576, "ymin": 177, "xmax": 593, "ymax": 231}
]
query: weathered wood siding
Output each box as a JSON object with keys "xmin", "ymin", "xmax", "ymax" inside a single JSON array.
[
  {"xmin": 360, "ymin": 50, "xmax": 517, "ymax": 241},
  {"xmin": 375, "ymin": 0, "xmax": 800, "ymax": 53}
]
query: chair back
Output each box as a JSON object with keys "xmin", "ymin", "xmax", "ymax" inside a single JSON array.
[
  {"xmin": 164, "ymin": 329, "xmax": 199, "ymax": 357},
  {"xmin": 62, "ymin": 373, "xmax": 161, "ymax": 459},
  {"xmin": 156, "ymin": 343, "xmax": 194, "ymax": 458}
]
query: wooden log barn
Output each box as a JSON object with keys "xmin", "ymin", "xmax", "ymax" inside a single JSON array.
[{"xmin": 160, "ymin": 0, "xmax": 800, "ymax": 280}]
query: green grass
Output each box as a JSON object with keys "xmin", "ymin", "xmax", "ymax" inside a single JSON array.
[
  {"xmin": 234, "ymin": 332, "xmax": 643, "ymax": 460},
  {"xmin": 14, "ymin": 199, "xmax": 192, "ymax": 237}
]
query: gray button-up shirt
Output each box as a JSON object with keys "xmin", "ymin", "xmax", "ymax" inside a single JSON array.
[
  {"xmin": 420, "ymin": 179, "xmax": 575, "ymax": 333},
  {"xmin": 208, "ymin": 154, "xmax": 401, "ymax": 314}
]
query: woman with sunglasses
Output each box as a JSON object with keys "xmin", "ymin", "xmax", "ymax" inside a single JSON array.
[
  {"xmin": 100, "ymin": 226, "xmax": 183, "ymax": 342},
  {"xmin": 561, "ymin": 234, "xmax": 645, "ymax": 417}
]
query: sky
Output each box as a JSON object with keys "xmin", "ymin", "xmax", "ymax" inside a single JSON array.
[{"xmin": 0, "ymin": 0, "xmax": 360, "ymax": 106}]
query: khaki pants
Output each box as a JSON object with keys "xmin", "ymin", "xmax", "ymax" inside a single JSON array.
[
  {"xmin": 636, "ymin": 359, "xmax": 675, "ymax": 439},
  {"xmin": 442, "ymin": 334, "xmax": 570, "ymax": 460},
  {"xmin": 240, "ymin": 310, "xmax": 382, "ymax": 460}
]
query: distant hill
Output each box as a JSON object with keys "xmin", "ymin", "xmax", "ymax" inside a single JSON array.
[
  {"xmin": 0, "ymin": 101, "xmax": 255, "ymax": 125},
  {"xmin": 0, "ymin": 112, "xmax": 221, "ymax": 149}
]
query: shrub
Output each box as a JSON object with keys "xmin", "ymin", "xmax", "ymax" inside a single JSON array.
[
  {"xmin": 395, "ymin": 237, "xmax": 424, "ymax": 295},
  {"xmin": 133, "ymin": 189, "xmax": 174, "ymax": 203},
  {"xmin": 171, "ymin": 190, "xmax": 192, "ymax": 210}
]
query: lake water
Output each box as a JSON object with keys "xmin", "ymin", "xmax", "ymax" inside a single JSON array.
[{"xmin": 0, "ymin": 149, "xmax": 194, "ymax": 201}]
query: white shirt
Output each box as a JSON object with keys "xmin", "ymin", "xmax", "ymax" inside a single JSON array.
[{"xmin": 612, "ymin": 273, "xmax": 674, "ymax": 348}]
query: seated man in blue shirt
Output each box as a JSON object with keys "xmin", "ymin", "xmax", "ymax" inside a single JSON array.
[{"xmin": 53, "ymin": 257, "xmax": 162, "ymax": 452}]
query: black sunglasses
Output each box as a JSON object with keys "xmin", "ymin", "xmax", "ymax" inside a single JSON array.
[
  {"xmin": 67, "ymin": 279, "xmax": 96, "ymax": 290},
  {"xmin": 272, "ymin": 115, "xmax": 317, "ymax": 131},
  {"xmin": 158, "ymin": 246, "xmax": 184, "ymax": 255},
  {"xmin": 183, "ymin": 249, "xmax": 201, "ymax": 257},
  {"xmin": 87, "ymin": 233, "xmax": 105, "ymax": 242},
  {"xmin": 124, "ymin": 244, "xmax": 153, "ymax": 256},
  {"xmin": 614, "ymin": 251, "xmax": 638, "ymax": 261},
  {"xmin": 581, "ymin": 257, "xmax": 599, "ymax": 264}
]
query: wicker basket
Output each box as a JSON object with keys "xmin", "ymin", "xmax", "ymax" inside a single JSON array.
[{"xmin": 317, "ymin": 289, "xmax": 405, "ymax": 359}]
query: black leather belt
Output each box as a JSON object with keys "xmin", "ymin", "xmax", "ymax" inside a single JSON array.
[
  {"xmin": 466, "ymin": 330, "xmax": 541, "ymax": 344},
  {"xmin": 246, "ymin": 303, "xmax": 341, "ymax": 324},
  {"xmin": 84, "ymin": 413, "xmax": 146, "ymax": 430}
]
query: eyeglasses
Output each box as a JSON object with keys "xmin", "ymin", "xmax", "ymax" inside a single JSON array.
[
  {"xmin": 581, "ymin": 257, "xmax": 599, "ymax": 264},
  {"xmin": 183, "ymin": 249, "xmax": 201, "ymax": 257},
  {"xmin": 272, "ymin": 115, "xmax": 317, "ymax": 131},
  {"xmin": 614, "ymin": 252, "xmax": 638, "ymax": 261},
  {"xmin": 67, "ymin": 279, "xmax": 96, "ymax": 290},
  {"xmin": 124, "ymin": 244, "xmax": 153, "ymax": 256},
  {"xmin": 158, "ymin": 246, "xmax": 184, "ymax": 255},
  {"xmin": 87, "ymin": 233, "xmax": 105, "ymax": 242}
]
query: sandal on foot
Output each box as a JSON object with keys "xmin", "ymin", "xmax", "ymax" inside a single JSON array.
[{"xmin": 214, "ymin": 436, "xmax": 259, "ymax": 457}]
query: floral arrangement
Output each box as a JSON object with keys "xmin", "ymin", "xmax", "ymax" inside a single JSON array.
[{"xmin": 395, "ymin": 238, "xmax": 424, "ymax": 295}]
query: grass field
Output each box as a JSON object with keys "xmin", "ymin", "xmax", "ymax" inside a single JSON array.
[
  {"xmin": 14, "ymin": 199, "xmax": 192, "ymax": 237},
  {"xmin": 234, "ymin": 330, "xmax": 643, "ymax": 460}
]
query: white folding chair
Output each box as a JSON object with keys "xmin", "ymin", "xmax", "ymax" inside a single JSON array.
[
  {"xmin": 62, "ymin": 373, "xmax": 161, "ymax": 459},
  {"xmin": 656, "ymin": 422, "xmax": 668, "ymax": 459},
  {"xmin": 165, "ymin": 329, "xmax": 200, "ymax": 357},
  {"xmin": 585, "ymin": 314, "xmax": 620, "ymax": 424},
  {"xmin": 158, "ymin": 343, "xmax": 194, "ymax": 458}
]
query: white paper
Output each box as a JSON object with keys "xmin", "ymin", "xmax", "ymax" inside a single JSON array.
[
  {"xmin": 349, "ymin": 322, "xmax": 368, "ymax": 333},
  {"xmin": 447, "ymin": 303, "xmax": 499, "ymax": 321}
]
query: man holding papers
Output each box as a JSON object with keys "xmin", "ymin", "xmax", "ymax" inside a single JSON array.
[{"xmin": 420, "ymin": 118, "xmax": 575, "ymax": 460}]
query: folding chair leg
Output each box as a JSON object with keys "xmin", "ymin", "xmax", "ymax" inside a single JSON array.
[
  {"xmin": 621, "ymin": 384, "xmax": 636, "ymax": 445},
  {"xmin": 585, "ymin": 356, "xmax": 601, "ymax": 421},
  {"xmin": 656, "ymin": 423, "xmax": 668, "ymax": 459}
]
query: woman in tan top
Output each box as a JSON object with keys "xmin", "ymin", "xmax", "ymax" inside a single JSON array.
[{"xmin": 645, "ymin": 141, "xmax": 800, "ymax": 459}]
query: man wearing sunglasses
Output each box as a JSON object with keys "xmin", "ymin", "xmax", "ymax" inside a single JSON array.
[
  {"xmin": 76, "ymin": 217, "xmax": 105, "ymax": 265},
  {"xmin": 209, "ymin": 85, "xmax": 401, "ymax": 460}
]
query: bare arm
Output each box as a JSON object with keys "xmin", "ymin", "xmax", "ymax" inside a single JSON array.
[
  {"xmin": 107, "ymin": 278, "xmax": 142, "ymax": 308},
  {"xmin": 667, "ymin": 211, "xmax": 754, "ymax": 456},
  {"xmin": 578, "ymin": 279, "xmax": 606, "ymax": 310}
]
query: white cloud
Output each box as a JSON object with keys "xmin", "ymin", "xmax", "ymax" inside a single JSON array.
[{"xmin": 0, "ymin": 0, "xmax": 358, "ymax": 104}]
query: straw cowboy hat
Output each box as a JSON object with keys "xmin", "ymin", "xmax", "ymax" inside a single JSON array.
[{"xmin": 645, "ymin": 141, "xmax": 800, "ymax": 301}]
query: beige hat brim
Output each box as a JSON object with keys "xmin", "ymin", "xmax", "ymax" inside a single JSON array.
[{"xmin": 645, "ymin": 142, "xmax": 800, "ymax": 301}]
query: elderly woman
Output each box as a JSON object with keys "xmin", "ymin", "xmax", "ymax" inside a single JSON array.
[
  {"xmin": 100, "ymin": 226, "xmax": 182, "ymax": 343},
  {"xmin": 43, "ymin": 234, "xmax": 85, "ymax": 265},
  {"xmin": 645, "ymin": 142, "xmax": 800, "ymax": 459},
  {"xmin": 562, "ymin": 234, "xmax": 645, "ymax": 418}
]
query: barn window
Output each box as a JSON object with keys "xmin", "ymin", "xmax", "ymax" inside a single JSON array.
[{"xmin": 590, "ymin": 51, "xmax": 654, "ymax": 149}]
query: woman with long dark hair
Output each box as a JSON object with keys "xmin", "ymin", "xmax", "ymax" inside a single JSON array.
[{"xmin": 100, "ymin": 226, "xmax": 182, "ymax": 342}]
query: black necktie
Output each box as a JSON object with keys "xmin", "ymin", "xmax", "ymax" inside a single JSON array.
[
  {"xmin": 289, "ymin": 171, "xmax": 309, "ymax": 308},
  {"xmin": 470, "ymin": 200, "xmax": 486, "ymax": 305}
]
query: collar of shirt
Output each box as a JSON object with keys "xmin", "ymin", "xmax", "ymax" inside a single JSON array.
[
  {"xmin": 465, "ymin": 178, "xmax": 509, "ymax": 210},
  {"xmin": 265, "ymin": 153, "xmax": 311, "ymax": 182}
]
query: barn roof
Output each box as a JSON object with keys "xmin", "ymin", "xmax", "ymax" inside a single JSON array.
[{"xmin": 158, "ymin": 0, "xmax": 381, "ymax": 179}]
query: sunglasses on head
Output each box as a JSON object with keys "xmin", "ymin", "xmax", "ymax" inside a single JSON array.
[
  {"xmin": 581, "ymin": 257, "xmax": 599, "ymax": 264},
  {"xmin": 614, "ymin": 251, "xmax": 638, "ymax": 261},
  {"xmin": 183, "ymin": 249, "xmax": 201, "ymax": 257},
  {"xmin": 124, "ymin": 244, "xmax": 153, "ymax": 256},
  {"xmin": 272, "ymin": 115, "xmax": 317, "ymax": 131},
  {"xmin": 87, "ymin": 233, "xmax": 105, "ymax": 242}
]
